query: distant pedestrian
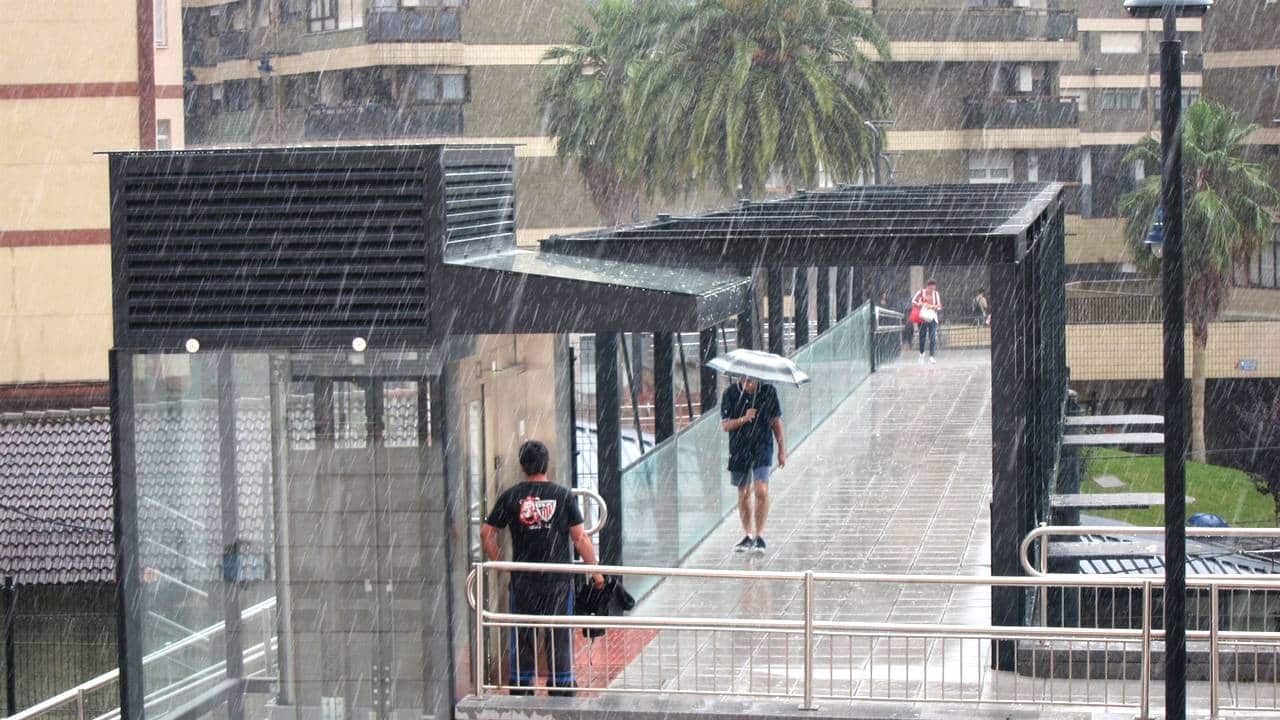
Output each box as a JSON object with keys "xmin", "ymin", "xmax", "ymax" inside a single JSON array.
[
  {"xmin": 481, "ymin": 440, "xmax": 604, "ymax": 696},
  {"xmin": 721, "ymin": 376, "xmax": 785, "ymax": 554},
  {"xmin": 972, "ymin": 289, "xmax": 990, "ymax": 326},
  {"xmin": 912, "ymin": 279, "xmax": 943, "ymax": 363}
]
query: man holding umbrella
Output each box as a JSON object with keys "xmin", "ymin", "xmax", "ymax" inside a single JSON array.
[{"xmin": 720, "ymin": 374, "xmax": 786, "ymax": 553}]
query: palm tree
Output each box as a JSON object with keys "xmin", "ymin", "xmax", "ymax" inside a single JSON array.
[
  {"xmin": 541, "ymin": 0, "xmax": 891, "ymax": 208},
  {"xmin": 539, "ymin": 0, "xmax": 679, "ymax": 223},
  {"xmin": 1119, "ymin": 100, "xmax": 1280, "ymax": 463}
]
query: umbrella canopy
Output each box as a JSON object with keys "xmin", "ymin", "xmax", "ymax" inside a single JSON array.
[{"xmin": 706, "ymin": 348, "xmax": 810, "ymax": 387}]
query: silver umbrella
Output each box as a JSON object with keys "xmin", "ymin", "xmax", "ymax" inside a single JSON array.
[{"xmin": 705, "ymin": 348, "xmax": 810, "ymax": 387}]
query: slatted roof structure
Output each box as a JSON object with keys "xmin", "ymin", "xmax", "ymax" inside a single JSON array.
[{"xmin": 543, "ymin": 182, "xmax": 1064, "ymax": 267}]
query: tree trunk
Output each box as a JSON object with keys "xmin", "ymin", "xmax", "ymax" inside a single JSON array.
[{"xmin": 1190, "ymin": 326, "xmax": 1208, "ymax": 464}]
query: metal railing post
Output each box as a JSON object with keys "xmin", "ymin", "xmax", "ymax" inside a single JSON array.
[
  {"xmin": 74, "ymin": 688, "xmax": 85, "ymax": 720},
  {"xmin": 1039, "ymin": 523, "xmax": 1050, "ymax": 627},
  {"xmin": 1140, "ymin": 580, "xmax": 1153, "ymax": 720},
  {"xmin": 801, "ymin": 571, "xmax": 816, "ymax": 711},
  {"xmin": 474, "ymin": 564, "xmax": 486, "ymax": 699},
  {"xmin": 1209, "ymin": 584, "xmax": 1220, "ymax": 718}
]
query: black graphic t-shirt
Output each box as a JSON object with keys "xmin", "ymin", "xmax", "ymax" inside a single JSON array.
[
  {"xmin": 485, "ymin": 480, "xmax": 583, "ymax": 591},
  {"xmin": 720, "ymin": 382, "xmax": 783, "ymax": 472}
]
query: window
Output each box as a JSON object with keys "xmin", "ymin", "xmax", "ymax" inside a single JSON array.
[
  {"xmin": 1060, "ymin": 88, "xmax": 1088, "ymax": 112},
  {"xmin": 413, "ymin": 71, "xmax": 467, "ymax": 103},
  {"xmin": 1100, "ymin": 89, "xmax": 1143, "ymax": 111},
  {"xmin": 1266, "ymin": 67, "xmax": 1279, "ymax": 83},
  {"xmin": 284, "ymin": 76, "xmax": 313, "ymax": 108},
  {"xmin": 154, "ymin": 0, "xmax": 167, "ymax": 47},
  {"xmin": 1153, "ymin": 88, "xmax": 1199, "ymax": 112},
  {"xmin": 968, "ymin": 151, "xmax": 1013, "ymax": 184},
  {"xmin": 156, "ymin": 119, "xmax": 172, "ymax": 150},
  {"xmin": 308, "ymin": 0, "xmax": 363, "ymax": 32},
  {"xmin": 225, "ymin": 80, "xmax": 251, "ymax": 112},
  {"xmin": 1099, "ymin": 32, "xmax": 1142, "ymax": 55},
  {"xmin": 257, "ymin": 79, "xmax": 274, "ymax": 109},
  {"xmin": 229, "ymin": 1, "xmax": 249, "ymax": 31}
]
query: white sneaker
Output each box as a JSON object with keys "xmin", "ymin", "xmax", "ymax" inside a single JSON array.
[
  {"xmin": 929, "ymin": 356, "xmax": 937, "ymax": 364},
  {"xmin": 918, "ymin": 353, "xmax": 926, "ymax": 364}
]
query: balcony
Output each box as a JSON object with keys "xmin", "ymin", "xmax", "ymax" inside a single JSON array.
[
  {"xmin": 217, "ymin": 30, "xmax": 249, "ymax": 60},
  {"xmin": 303, "ymin": 103, "xmax": 464, "ymax": 141},
  {"xmin": 961, "ymin": 96, "xmax": 1079, "ymax": 130},
  {"xmin": 1150, "ymin": 52, "xmax": 1205, "ymax": 73},
  {"xmin": 365, "ymin": 8, "xmax": 461, "ymax": 42},
  {"xmin": 874, "ymin": 8, "xmax": 1077, "ymax": 42}
]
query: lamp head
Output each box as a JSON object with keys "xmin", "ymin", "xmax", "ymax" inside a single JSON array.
[
  {"xmin": 1123, "ymin": 0, "xmax": 1212, "ymax": 18},
  {"xmin": 1144, "ymin": 208, "xmax": 1165, "ymax": 258}
]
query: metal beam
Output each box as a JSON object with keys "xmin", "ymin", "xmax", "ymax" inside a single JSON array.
[
  {"xmin": 767, "ymin": 267, "xmax": 785, "ymax": 355},
  {"xmin": 699, "ymin": 328, "xmax": 718, "ymax": 414},
  {"xmin": 835, "ymin": 268, "xmax": 851, "ymax": 321},
  {"xmin": 794, "ymin": 268, "xmax": 810, "ymax": 348},
  {"xmin": 989, "ymin": 261, "xmax": 1026, "ymax": 671},
  {"xmin": 653, "ymin": 332, "xmax": 675, "ymax": 443},
  {"xmin": 111, "ymin": 350, "xmax": 145, "ymax": 720},
  {"xmin": 737, "ymin": 275, "xmax": 756, "ymax": 350},
  {"xmin": 595, "ymin": 333, "xmax": 623, "ymax": 567},
  {"xmin": 816, "ymin": 267, "xmax": 831, "ymax": 334},
  {"xmin": 216, "ymin": 354, "xmax": 245, "ymax": 720}
]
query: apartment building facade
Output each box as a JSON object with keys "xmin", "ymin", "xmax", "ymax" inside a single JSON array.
[{"xmin": 0, "ymin": 0, "xmax": 186, "ymax": 393}]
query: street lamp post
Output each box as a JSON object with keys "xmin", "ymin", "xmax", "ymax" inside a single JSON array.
[{"xmin": 1123, "ymin": 2, "xmax": 1211, "ymax": 718}]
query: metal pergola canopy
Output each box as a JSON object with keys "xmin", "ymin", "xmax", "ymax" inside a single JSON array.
[
  {"xmin": 438, "ymin": 250, "xmax": 751, "ymax": 334},
  {"xmin": 542, "ymin": 183, "xmax": 1065, "ymax": 267}
]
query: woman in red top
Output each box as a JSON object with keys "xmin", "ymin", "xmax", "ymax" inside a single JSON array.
[{"xmin": 912, "ymin": 279, "xmax": 943, "ymax": 363}]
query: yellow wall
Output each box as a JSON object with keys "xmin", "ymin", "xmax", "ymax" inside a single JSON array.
[
  {"xmin": 0, "ymin": 1, "xmax": 139, "ymax": 85},
  {"xmin": 0, "ymin": 245, "xmax": 113, "ymax": 382},
  {"xmin": 1068, "ymin": 322, "xmax": 1280, "ymax": 381},
  {"xmin": 1065, "ymin": 216, "xmax": 1131, "ymax": 265}
]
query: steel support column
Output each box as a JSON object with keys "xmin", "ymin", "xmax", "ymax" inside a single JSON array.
[
  {"xmin": 835, "ymin": 267, "xmax": 851, "ymax": 321},
  {"xmin": 767, "ymin": 267, "xmax": 786, "ymax": 355},
  {"xmin": 737, "ymin": 276, "xmax": 756, "ymax": 350},
  {"xmin": 794, "ymin": 268, "xmax": 810, "ymax": 347},
  {"xmin": 699, "ymin": 328, "xmax": 718, "ymax": 414},
  {"xmin": 989, "ymin": 261, "xmax": 1026, "ymax": 671},
  {"xmin": 217, "ymin": 354, "xmax": 245, "ymax": 720},
  {"xmin": 816, "ymin": 267, "xmax": 831, "ymax": 334},
  {"xmin": 1159, "ymin": 12, "xmax": 1188, "ymax": 717},
  {"xmin": 595, "ymin": 332, "xmax": 623, "ymax": 566},
  {"xmin": 851, "ymin": 267, "xmax": 865, "ymax": 307},
  {"xmin": 111, "ymin": 350, "xmax": 145, "ymax": 720},
  {"xmin": 653, "ymin": 332, "xmax": 676, "ymax": 442}
]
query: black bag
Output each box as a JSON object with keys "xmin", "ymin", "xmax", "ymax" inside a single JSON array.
[{"xmin": 574, "ymin": 577, "xmax": 636, "ymax": 638}]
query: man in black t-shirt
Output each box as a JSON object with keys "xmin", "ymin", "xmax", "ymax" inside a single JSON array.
[
  {"xmin": 721, "ymin": 377, "xmax": 785, "ymax": 554},
  {"xmin": 481, "ymin": 440, "xmax": 603, "ymax": 696}
]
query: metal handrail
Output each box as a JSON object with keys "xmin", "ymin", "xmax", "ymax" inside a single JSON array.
[
  {"xmin": 1020, "ymin": 524, "xmax": 1280, "ymax": 578},
  {"xmin": 471, "ymin": 559, "xmax": 1280, "ymax": 718},
  {"xmin": 9, "ymin": 597, "xmax": 277, "ymax": 720}
]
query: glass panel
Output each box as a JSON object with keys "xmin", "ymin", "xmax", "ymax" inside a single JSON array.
[
  {"xmin": 130, "ymin": 350, "xmax": 448, "ymax": 719},
  {"xmin": 618, "ymin": 303, "xmax": 875, "ymax": 599}
]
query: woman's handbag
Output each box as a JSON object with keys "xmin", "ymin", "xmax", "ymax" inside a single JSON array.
[
  {"xmin": 908, "ymin": 305, "xmax": 922, "ymax": 325},
  {"xmin": 920, "ymin": 307, "xmax": 938, "ymax": 324}
]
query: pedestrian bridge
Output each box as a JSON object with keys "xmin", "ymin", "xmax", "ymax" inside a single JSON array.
[{"xmin": 460, "ymin": 350, "xmax": 1280, "ymax": 719}]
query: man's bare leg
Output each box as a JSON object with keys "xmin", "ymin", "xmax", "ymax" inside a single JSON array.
[
  {"xmin": 738, "ymin": 484, "xmax": 754, "ymax": 536},
  {"xmin": 752, "ymin": 481, "xmax": 769, "ymax": 538}
]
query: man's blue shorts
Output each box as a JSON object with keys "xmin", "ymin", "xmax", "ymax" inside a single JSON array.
[{"xmin": 730, "ymin": 465, "xmax": 771, "ymax": 488}]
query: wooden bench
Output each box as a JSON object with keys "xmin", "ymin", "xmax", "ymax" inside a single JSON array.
[
  {"xmin": 1062, "ymin": 432, "xmax": 1164, "ymax": 446},
  {"xmin": 1050, "ymin": 492, "xmax": 1165, "ymax": 511}
]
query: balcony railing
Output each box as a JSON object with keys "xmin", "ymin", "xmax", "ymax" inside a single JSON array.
[
  {"xmin": 365, "ymin": 8, "xmax": 461, "ymax": 42},
  {"xmin": 874, "ymin": 8, "xmax": 1077, "ymax": 42},
  {"xmin": 303, "ymin": 103, "xmax": 464, "ymax": 141},
  {"xmin": 961, "ymin": 96, "xmax": 1079, "ymax": 129},
  {"xmin": 217, "ymin": 30, "xmax": 249, "ymax": 60}
]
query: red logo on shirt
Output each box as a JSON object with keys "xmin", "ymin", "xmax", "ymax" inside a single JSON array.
[{"xmin": 518, "ymin": 496, "xmax": 557, "ymax": 528}]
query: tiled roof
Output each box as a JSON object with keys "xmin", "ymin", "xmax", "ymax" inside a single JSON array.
[{"xmin": 0, "ymin": 408, "xmax": 113, "ymax": 586}]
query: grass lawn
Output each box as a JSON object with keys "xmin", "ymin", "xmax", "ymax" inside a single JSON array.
[{"xmin": 1081, "ymin": 448, "xmax": 1278, "ymax": 528}]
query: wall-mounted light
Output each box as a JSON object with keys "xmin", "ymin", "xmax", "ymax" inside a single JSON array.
[
  {"xmin": 258, "ymin": 55, "xmax": 274, "ymax": 74},
  {"xmin": 352, "ymin": 337, "xmax": 368, "ymax": 352},
  {"xmin": 1144, "ymin": 207, "xmax": 1165, "ymax": 258},
  {"xmin": 184, "ymin": 338, "xmax": 200, "ymax": 353}
]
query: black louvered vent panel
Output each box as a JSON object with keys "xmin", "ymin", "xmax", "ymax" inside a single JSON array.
[
  {"xmin": 120, "ymin": 160, "xmax": 430, "ymax": 339},
  {"xmin": 442, "ymin": 148, "xmax": 516, "ymax": 260}
]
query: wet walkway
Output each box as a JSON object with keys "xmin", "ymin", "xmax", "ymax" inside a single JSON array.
[{"xmin": 609, "ymin": 349, "xmax": 996, "ymax": 690}]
